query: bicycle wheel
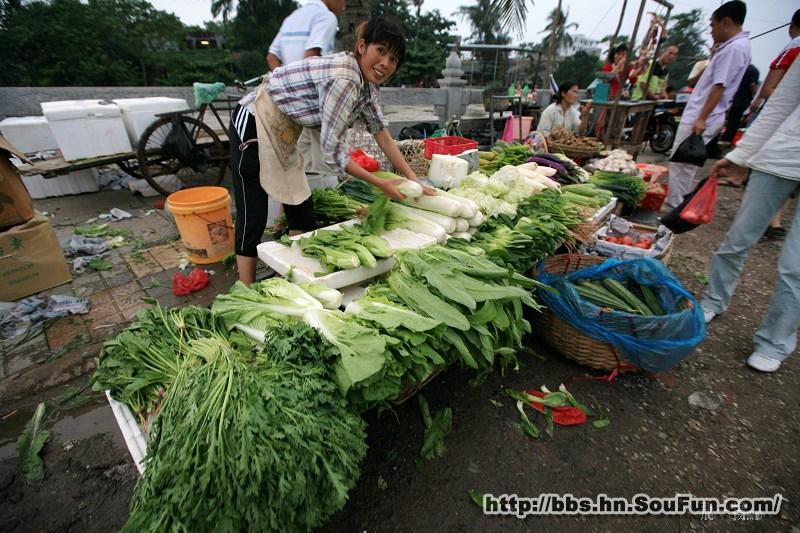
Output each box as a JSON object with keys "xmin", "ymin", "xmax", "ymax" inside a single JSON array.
[
  {"xmin": 116, "ymin": 159, "xmax": 143, "ymax": 179},
  {"xmin": 137, "ymin": 116, "xmax": 228, "ymax": 196}
]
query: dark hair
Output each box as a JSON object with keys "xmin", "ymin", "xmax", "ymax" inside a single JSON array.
[
  {"xmin": 354, "ymin": 17, "xmax": 407, "ymax": 68},
  {"xmin": 665, "ymin": 85, "xmax": 676, "ymax": 93},
  {"xmin": 553, "ymin": 81, "xmax": 578, "ymax": 104},
  {"xmin": 792, "ymin": 9, "xmax": 800, "ymax": 27},
  {"xmin": 712, "ymin": 0, "xmax": 746, "ymax": 25},
  {"xmin": 607, "ymin": 44, "xmax": 628, "ymax": 64}
]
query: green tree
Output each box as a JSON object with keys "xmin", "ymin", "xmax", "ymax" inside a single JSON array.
[
  {"xmin": 228, "ymin": 0, "xmax": 297, "ymax": 53},
  {"xmin": 554, "ymin": 51, "xmax": 601, "ymax": 88},
  {"xmin": 666, "ymin": 9, "xmax": 706, "ymax": 87},
  {"xmin": 455, "ymin": 0, "xmax": 510, "ymax": 44},
  {"xmin": 540, "ymin": 4, "xmax": 578, "ymax": 83},
  {"xmin": 367, "ymin": 0, "xmax": 455, "ymax": 87}
]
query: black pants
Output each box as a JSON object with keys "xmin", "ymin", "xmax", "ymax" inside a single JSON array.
[
  {"xmin": 229, "ymin": 105, "xmax": 316, "ymax": 257},
  {"xmin": 721, "ymin": 105, "xmax": 748, "ymax": 143}
]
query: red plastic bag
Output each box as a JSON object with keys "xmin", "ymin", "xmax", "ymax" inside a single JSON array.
[
  {"xmin": 679, "ymin": 175, "xmax": 719, "ymax": 225},
  {"xmin": 349, "ymin": 149, "xmax": 380, "ymax": 172},
  {"xmin": 172, "ymin": 268, "xmax": 210, "ymax": 296},
  {"xmin": 526, "ymin": 390, "xmax": 588, "ymax": 426}
]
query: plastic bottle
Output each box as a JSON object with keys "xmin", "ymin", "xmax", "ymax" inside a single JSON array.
[
  {"xmin": 522, "ymin": 84, "xmax": 530, "ymax": 101},
  {"xmin": 507, "ymin": 83, "xmax": 516, "ymax": 97}
]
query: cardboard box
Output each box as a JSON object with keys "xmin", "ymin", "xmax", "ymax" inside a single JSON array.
[
  {"xmin": 0, "ymin": 136, "xmax": 34, "ymax": 231},
  {"xmin": 0, "ymin": 214, "xmax": 72, "ymax": 301}
]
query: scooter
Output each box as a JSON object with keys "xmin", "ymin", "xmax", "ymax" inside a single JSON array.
[{"xmin": 645, "ymin": 100, "xmax": 685, "ymax": 153}]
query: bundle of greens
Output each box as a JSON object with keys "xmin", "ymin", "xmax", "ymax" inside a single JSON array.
[
  {"xmin": 590, "ymin": 170, "xmax": 646, "ymax": 208},
  {"xmin": 311, "ymin": 187, "xmax": 367, "ymax": 225},
  {"xmin": 338, "ymin": 178, "xmax": 377, "ymax": 204},
  {"xmin": 122, "ymin": 323, "xmax": 368, "ymax": 532},
  {"xmin": 344, "ymin": 297, "xmax": 447, "ymax": 409},
  {"xmin": 479, "ymin": 142, "xmax": 534, "ymax": 175},
  {"xmin": 365, "ymin": 246, "xmax": 544, "ymax": 371},
  {"xmin": 283, "ymin": 225, "xmax": 393, "ymax": 274},
  {"xmin": 212, "ymin": 278, "xmax": 388, "ymax": 395},
  {"xmin": 561, "ymin": 183, "xmax": 614, "ymax": 211},
  {"xmin": 92, "ymin": 305, "xmax": 225, "ymax": 418},
  {"xmin": 516, "ymin": 188, "xmax": 584, "ymax": 230}
]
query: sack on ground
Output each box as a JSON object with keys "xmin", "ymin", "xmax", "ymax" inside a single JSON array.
[
  {"xmin": 670, "ymin": 133, "xmax": 707, "ymax": 166},
  {"xmin": 536, "ymin": 258, "xmax": 706, "ymax": 373}
]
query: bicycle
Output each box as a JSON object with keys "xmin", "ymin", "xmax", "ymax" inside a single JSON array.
[{"xmin": 136, "ymin": 77, "xmax": 264, "ymax": 196}]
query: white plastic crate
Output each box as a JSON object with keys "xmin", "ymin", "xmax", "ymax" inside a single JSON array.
[
  {"xmin": 0, "ymin": 116, "xmax": 57, "ymax": 153},
  {"xmin": 41, "ymin": 100, "xmax": 132, "ymax": 161},
  {"xmin": 112, "ymin": 97, "xmax": 189, "ymax": 146}
]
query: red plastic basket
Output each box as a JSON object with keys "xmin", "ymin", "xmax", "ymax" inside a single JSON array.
[
  {"xmin": 638, "ymin": 182, "xmax": 669, "ymax": 211},
  {"xmin": 423, "ymin": 136, "xmax": 478, "ymax": 160}
]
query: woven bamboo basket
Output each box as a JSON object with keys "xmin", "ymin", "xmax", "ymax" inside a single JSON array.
[
  {"xmin": 547, "ymin": 141, "xmax": 601, "ymax": 161},
  {"xmin": 396, "ymin": 139, "xmax": 429, "ymax": 177},
  {"xmin": 532, "ymin": 253, "xmax": 637, "ymax": 371}
]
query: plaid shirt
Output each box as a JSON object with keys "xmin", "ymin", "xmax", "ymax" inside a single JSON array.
[{"xmin": 263, "ymin": 52, "xmax": 387, "ymax": 173}]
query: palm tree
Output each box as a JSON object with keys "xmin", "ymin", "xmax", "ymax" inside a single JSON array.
[
  {"xmin": 540, "ymin": 4, "xmax": 578, "ymax": 83},
  {"xmin": 455, "ymin": 0, "xmax": 509, "ymax": 44}
]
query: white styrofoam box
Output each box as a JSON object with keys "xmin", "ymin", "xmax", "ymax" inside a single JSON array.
[
  {"xmin": 41, "ymin": 100, "xmax": 132, "ymax": 161},
  {"xmin": 21, "ymin": 169, "xmax": 99, "ymax": 199},
  {"xmin": 257, "ymin": 220, "xmax": 437, "ymax": 289},
  {"xmin": 106, "ymin": 391, "xmax": 147, "ymax": 475},
  {"xmin": 0, "ymin": 116, "xmax": 58, "ymax": 153},
  {"xmin": 113, "ymin": 97, "xmax": 189, "ymax": 145},
  {"xmin": 589, "ymin": 197, "xmax": 618, "ymax": 226}
]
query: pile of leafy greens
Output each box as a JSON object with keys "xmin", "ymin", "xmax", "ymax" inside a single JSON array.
[{"xmin": 122, "ymin": 323, "xmax": 367, "ymax": 532}]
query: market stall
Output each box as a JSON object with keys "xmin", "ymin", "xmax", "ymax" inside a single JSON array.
[{"xmin": 94, "ymin": 132, "xmax": 704, "ymax": 531}]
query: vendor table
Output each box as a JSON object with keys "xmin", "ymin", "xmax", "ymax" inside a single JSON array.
[{"xmin": 585, "ymin": 99, "xmax": 658, "ymax": 156}]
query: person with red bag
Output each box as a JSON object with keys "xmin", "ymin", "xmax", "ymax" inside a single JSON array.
[{"xmin": 700, "ymin": 59, "xmax": 800, "ymax": 373}]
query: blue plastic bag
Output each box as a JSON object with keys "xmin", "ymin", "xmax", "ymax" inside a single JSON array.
[{"xmin": 536, "ymin": 258, "xmax": 706, "ymax": 373}]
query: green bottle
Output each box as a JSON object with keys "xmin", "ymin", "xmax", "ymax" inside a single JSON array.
[
  {"xmin": 507, "ymin": 84, "xmax": 516, "ymax": 97},
  {"xmin": 522, "ymin": 84, "xmax": 530, "ymax": 100}
]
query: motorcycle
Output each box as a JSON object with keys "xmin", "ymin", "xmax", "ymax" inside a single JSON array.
[{"xmin": 645, "ymin": 100, "xmax": 685, "ymax": 153}]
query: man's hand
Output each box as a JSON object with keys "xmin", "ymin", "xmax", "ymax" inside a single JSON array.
[
  {"xmin": 692, "ymin": 117, "xmax": 706, "ymax": 136},
  {"xmin": 709, "ymin": 158, "xmax": 747, "ymax": 184}
]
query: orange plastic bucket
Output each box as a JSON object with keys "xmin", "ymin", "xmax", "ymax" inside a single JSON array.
[{"xmin": 166, "ymin": 186, "xmax": 234, "ymax": 264}]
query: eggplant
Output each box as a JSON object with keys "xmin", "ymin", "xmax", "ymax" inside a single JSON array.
[{"xmin": 527, "ymin": 156, "xmax": 567, "ymax": 174}]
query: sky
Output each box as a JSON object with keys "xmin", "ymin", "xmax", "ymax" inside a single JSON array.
[{"xmin": 150, "ymin": 0, "xmax": 798, "ymax": 78}]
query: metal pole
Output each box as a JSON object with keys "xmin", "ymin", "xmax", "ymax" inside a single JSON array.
[{"xmin": 606, "ymin": 0, "xmax": 647, "ymax": 147}]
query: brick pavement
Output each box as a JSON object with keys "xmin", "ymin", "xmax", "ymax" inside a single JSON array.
[{"xmin": 0, "ymin": 188, "xmax": 269, "ymax": 400}]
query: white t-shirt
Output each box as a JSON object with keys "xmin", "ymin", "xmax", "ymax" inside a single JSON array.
[
  {"xmin": 268, "ymin": 0, "xmax": 338, "ymax": 66},
  {"xmin": 537, "ymin": 102, "xmax": 580, "ymax": 136}
]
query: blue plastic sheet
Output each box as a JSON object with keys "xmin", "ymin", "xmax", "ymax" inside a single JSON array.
[{"xmin": 537, "ymin": 258, "xmax": 706, "ymax": 373}]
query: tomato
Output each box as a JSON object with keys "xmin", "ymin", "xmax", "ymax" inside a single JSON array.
[
  {"xmin": 605, "ymin": 236, "xmax": 619, "ymax": 243},
  {"xmin": 640, "ymin": 239, "xmax": 652, "ymax": 248},
  {"xmin": 621, "ymin": 236, "xmax": 634, "ymax": 246}
]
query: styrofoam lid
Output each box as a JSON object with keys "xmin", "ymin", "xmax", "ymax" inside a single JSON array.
[
  {"xmin": 113, "ymin": 97, "xmax": 189, "ymax": 112},
  {"xmin": 41, "ymin": 100, "xmax": 122, "ymax": 121},
  {"xmin": 0, "ymin": 116, "xmax": 49, "ymax": 127}
]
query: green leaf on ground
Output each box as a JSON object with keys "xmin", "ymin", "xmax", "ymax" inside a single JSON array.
[
  {"xmin": 694, "ymin": 272, "xmax": 709, "ymax": 285},
  {"xmin": 17, "ymin": 403, "xmax": 49, "ymax": 482},
  {"xmin": 489, "ymin": 399, "xmax": 504, "ymax": 408},
  {"xmin": 418, "ymin": 396, "xmax": 452, "ymax": 460},
  {"xmin": 593, "ymin": 418, "xmax": 611, "ymax": 429},
  {"xmin": 468, "ymin": 489, "xmax": 485, "ymax": 508},
  {"xmin": 515, "ymin": 400, "xmax": 540, "ymax": 439},
  {"xmin": 87, "ymin": 259, "xmax": 113, "ymax": 271}
]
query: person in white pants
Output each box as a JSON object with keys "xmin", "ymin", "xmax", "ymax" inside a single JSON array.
[
  {"xmin": 665, "ymin": 1, "xmax": 750, "ymax": 209},
  {"xmin": 700, "ymin": 59, "xmax": 800, "ymax": 373}
]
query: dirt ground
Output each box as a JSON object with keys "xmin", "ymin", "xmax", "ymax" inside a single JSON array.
[{"xmin": 1, "ymin": 173, "xmax": 799, "ymax": 532}]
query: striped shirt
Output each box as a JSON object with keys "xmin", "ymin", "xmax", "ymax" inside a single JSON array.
[{"xmin": 256, "ymin": 52, "xmax": 387, "ymax": 174}]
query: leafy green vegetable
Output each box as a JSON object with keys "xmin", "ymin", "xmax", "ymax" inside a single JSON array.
[
  {"xmin": 122, "ymin": 323, "xmax": 367, "ymax": 532},
  {"xmin": 481, "ymin": 142, "xmax": 534, "ymax": 174},
  {"xmin": 593, "ymin": 418, "xmax": 611, "ymax": 429},
  {"xmin": 418, "ymin": 395, "xmax": 452, "ymax": 460},
  {"xmin": 17, "ymin": 402, "xmax": 49, "ymax": 482},
  {"xmin": 87, "ymin": 258, "xmax": 113, "ymax": 271},
  {"xmin": 468, "ymin": 490, "xmax": 486, "ymax": 508},
  {"xmin": 303, "ymin": 308, "xmax": 386, "ymax": 394},
  {"xmin": 590, "ymin": 171, "xmax": 646, "ymax": 208},
  {"xmin": 311, "ymin": 187, "xmax": 366, "ymax": 224}
]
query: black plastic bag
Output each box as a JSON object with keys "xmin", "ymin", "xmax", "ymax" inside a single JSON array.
[
  {"xmin": 661, "ymin": 177, "xmax": 711, "ymax": 234},
  {"xmin": 161, "ymin": 116, "xmax": 207, "ymax": 170},
  {"xmin": 670, "ymin": 133, "xmax": 707, "ymax": 166},
  {"xmin": 398, "ymin": 122, "xmax": 440, "ymax": 140}
]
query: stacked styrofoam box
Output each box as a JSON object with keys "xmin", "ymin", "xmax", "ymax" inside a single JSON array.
[
  {"xmin": 112, "ymin": 97, "xmax": 189, "ymax": 146},
  {"xmin": 0, "ymin": 116, "xmax": 99, "ymax": 198},
  {"xmin": 41, "ymin": 100, "xmax": 132, "ymax": 161}
]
